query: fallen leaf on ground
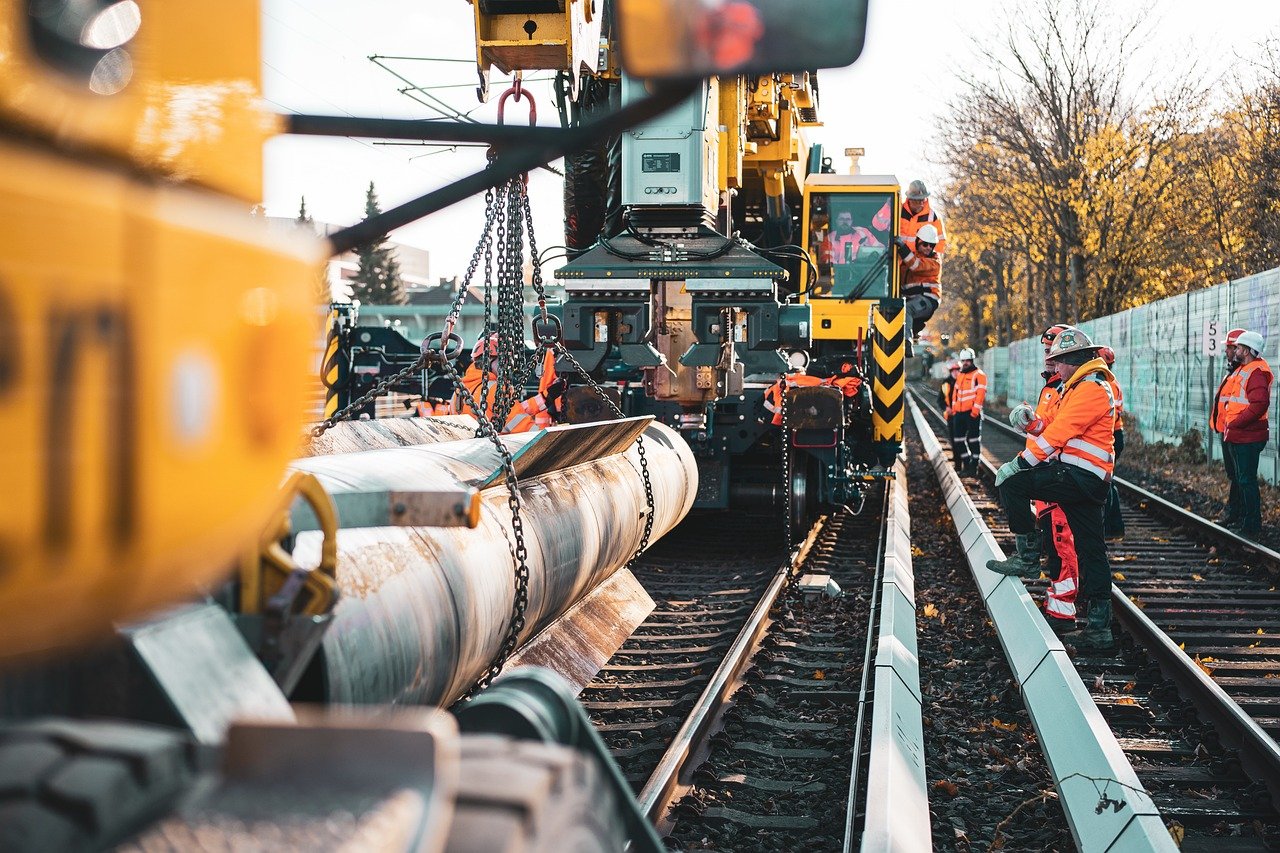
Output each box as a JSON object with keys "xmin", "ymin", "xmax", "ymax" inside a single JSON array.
[
  {"xmin": 1122, "ymin": 681, "xmax": 1135, "ymax": 692},
  {"xmin": 1193, "ymin": 655, "xmax": 1215, "ymax": 677},
  {"xmin": 1258, "ymin": 628, "xmax": 1266, "ymax": 634},
  {"xmin": 812, "ymin": 670, "xmax": 826, "ymax": 680},
  {"xmin": 933, "ymin": 779, "xmax": 959, "ymax": 797},
  {"xmin": 991, "ymin": 718, "xmax": 1019, "ymax": 732},
  {"xmin": 1191, "ymin": 573, "xmax": 1204, "ymax": 582},
  {"xmin": 1168, "ymin": 822, "xmax": 1185, "ymax": 846},
  {"xmin": 1113, "ymin": 571, "xmax": 1126, "ymax": 581},
  {"xmin": 1115, "ymin": 696, "xmax": 1138, "ymax": 706},
  {"xmin": 923, "ymin": 603, "xmax": 939, "ymax": 618},
  {"xmin": 912, "ymin": 545, "xmax": 926, "ymax": 557}
]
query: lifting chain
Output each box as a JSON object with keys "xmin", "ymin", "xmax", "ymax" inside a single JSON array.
[
  {"xmin": 310, "ymin": 353, "xmax": 430, "ymax": 437},
  {"xmin": 519, "ymin": 188, "xmax": 657, "ymax": 561},
  {"xmin": 779, "ymin": 374, "xmax": 800, "ymax": 594}
]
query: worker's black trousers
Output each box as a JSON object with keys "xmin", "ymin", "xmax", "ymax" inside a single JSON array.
[
  {"xmin": 954, "ymin": 412, "xmax": 981, "ymax": 464},
  {"xmin": 999, "ymin": 462, "xmax": 1112, "ymax": 599}
]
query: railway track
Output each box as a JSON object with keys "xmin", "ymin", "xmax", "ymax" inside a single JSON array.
[
  {"xmin": 910, "ymin": 387, "xmax": 1280, "ymax": 847},
  {"xmin": 582, "ymin": 469, "xmax": 931, "ymax": 850}
]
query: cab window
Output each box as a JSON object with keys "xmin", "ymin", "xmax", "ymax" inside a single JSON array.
[{"xmin": 807, "ymin": 192, "xmax": 894, "ymax": 299}]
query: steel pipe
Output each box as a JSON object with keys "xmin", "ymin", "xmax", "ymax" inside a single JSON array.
[{"xmin": 288, "ymin": 419, "xmax": 696, "ymax": 707}]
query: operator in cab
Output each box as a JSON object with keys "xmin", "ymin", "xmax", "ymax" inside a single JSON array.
[
  {"xmin": 988, "ymin": 327, "xmax": 1118, "ymax": 654},
  {"xmin": 452, "ymin": 332, "xmax": 566, "ymax": 433},
  {"xmin": 822, "ymin": 208, "xmax": 884, "ymax": 267}
]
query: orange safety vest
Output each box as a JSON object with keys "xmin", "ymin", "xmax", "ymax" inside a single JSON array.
[
  {"xmin": 1024, "ymin": 380, "xmax": 1062, "ymax": 449},
  {"xmin": 899, "ymin": 199, "xmax": 947, "ymax": 257},
  {"xmin": 1109, "ymin": 377, "xmax": 1124, "ymax": 431},
  {"xmin": 1211, "ymin": 358, "xmax": 1273, "ymax": 435},
  {"xmin": 453, "ymin": 364, "xmax": 552, "ymax": 433},
  {"xmin": 899, "ymin": 248, "xmax": 941, "ymax": 300},
  {"xmin": 764, "ymin": 374, "xmax": 827, "ymax": 426},
  {"xmin": 823, "ymin": 228, "xmax": 884, "ymax": 265},
  {"xmin": 1019, "ymin": 358, "xmax": 1117, "ymax": 480},
  {"xmin": 414, "ymin": 400, "xmax": 454, "ymax": 417},
  {"xmin": 951, "ymin": 368, "xmax": 987, "ymax": 414}
]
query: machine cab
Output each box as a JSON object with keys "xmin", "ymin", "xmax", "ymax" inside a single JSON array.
[{"xmin": 800, "ymin": 174, "xmax": 900, "ymax": 340}]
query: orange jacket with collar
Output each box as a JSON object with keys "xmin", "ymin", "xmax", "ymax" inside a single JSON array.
[
  {"xmin": 899, "ymin": 199, "xmax": 947, "ymax": 257},
  {"xmin": 1019, "ymin": 358, "xmax": 1117, "ymax": 480},
  {"xmin": 1211, "ymin": 357, "xmax": 1272, "ymax": 443},
  {"xmin": 951, "ymin": 366, "xmax": 986, "ymax": 414},
  {"xmin": 899, "ymin": 246, "xmax": 941, "ymax": 300}
]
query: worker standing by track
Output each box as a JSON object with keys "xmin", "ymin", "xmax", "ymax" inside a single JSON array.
[
  {"xmin": 950, "ymin": 348, "xmax": 986, "ymax": 475},
  {"xmin": 1009, "ymin": 324, "xmax": 1078, "ymax": 632},
  {"xmin": 939, "ymin": 359, "xmax": 960, "ymax": 461},
  {"xmin": 1098, "ymin": 346, "xmax": 1126, "ymax": 540},
  {"xmin": 987, "ymin": 327, "xmax": 1118, "ymax": 653},
  {"xmin": 1211, "ymin": 329, "xmax": 1272, "ymax": 536}
]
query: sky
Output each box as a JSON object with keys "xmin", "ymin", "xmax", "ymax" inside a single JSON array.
[{"xmin": 261, "ymin": 0, "xmax": 1280, "ymax": 282}]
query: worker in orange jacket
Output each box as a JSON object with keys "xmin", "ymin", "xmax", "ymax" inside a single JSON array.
[
  {"xmin": 1098, "ymin": 346, "xmax": 1126, "ymax": 540},
  {"xmin": 451, "ymin": 333, "xmax": 566, "ymax": 433},
  {"xmin": 894, "ymin": 223, "xmax": 941, "ymax": 341},
  {"xmin": 1211, "ymin": 328, "xmax": 1272, "ymax": 535},
  {"xmin": 987, "ymin": 326, "xmax": 1118, "ymax": 653},
  {"xmin": 950, "ymin": 348, "xmax": 986, "ymax": 474},
  {"xmin": 1009, "ymin": 324, "xmax": 1078, "ymax": 632},
  {"xmin": 899, "ymin": 180, "xmax": 947, "ymax": 258}
]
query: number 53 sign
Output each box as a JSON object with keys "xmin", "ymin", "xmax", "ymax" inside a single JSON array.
[{"xmin": 1203, "ymin": 320, "xmax": 1225, "ymax": 357}]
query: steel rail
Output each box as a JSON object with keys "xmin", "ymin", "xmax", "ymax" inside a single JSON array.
[
  {"xmin": 915, "ymin": 391, "xmax": 1280, "ymax": 811},
  {"xmin": 635, "ymin": 515, "xmax": 829, "ymax": 823},
  {"xmin": 843, "ymin": 483, "xmax": 892, "ymax": 852}
]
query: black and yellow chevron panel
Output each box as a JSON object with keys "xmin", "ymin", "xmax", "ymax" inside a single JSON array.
[
  {"xmin": 871, "ymin": 301, "xmax": 905, "ymax": 442},
  {"xmin": 321, "ymin": 309, "xmax": 344, "ymax": 419}
]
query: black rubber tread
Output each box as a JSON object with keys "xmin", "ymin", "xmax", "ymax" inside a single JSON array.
[
  {"xmin": 0, "ymin": 718, "xmax": 198, "ymax": 853},
  {"xmin": 444, "ymin": 735, "xmax": 625, "ymax": 853}
]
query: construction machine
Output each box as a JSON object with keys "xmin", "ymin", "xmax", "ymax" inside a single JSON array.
[
  {"xmin": 333, "ymin": 0, "xmax": 905, "ymax": 532},
  {"xmin": 0, "ymin": 0, "xmax": 871, "ymax": 850}
]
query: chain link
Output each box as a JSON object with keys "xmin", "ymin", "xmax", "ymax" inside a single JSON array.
[
  {"xmin": 310, "ymin": 354, "xmax": 429, "ymax": 437},
  {"xmin": 779, "ymin": 374, "xmax": 800, "ymax": 593}
]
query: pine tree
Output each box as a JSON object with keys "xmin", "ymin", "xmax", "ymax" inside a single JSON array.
[
  {"xmin": 350, "ymin": 182, "xmax": 407, "ymax": 305},
  {"xmin": 296, "ymin": 196, "xmax": 313, "ymax": 227}
]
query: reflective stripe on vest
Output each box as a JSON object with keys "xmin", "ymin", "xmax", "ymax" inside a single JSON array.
[{"xmin": 1058, "ymin": 376, "xmax": 1116, "ymax": 480}]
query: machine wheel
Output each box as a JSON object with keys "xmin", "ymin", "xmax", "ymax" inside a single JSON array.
[
  {"xmin": 444, "ymin": 735, "xmax": 625, "ymax": 853},
  {"xmin": 0, "ymin": 718, "xmax": 199, "ymax": 853},
  {"xmin": 790, "ymin": 456, "xmax": 817, "ymax": 536}
]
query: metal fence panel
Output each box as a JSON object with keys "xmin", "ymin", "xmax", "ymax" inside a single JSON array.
[{"xmin": 980, "ymin": 268, "xmax": 1280, "ymax": 484}]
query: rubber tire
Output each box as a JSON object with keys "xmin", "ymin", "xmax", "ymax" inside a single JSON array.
[
  {"xmin": 0, "ymin": 718, "xmax": 198, "ymax": 853},
  {"xmin": 444, "ymin": 735, "xmax": 625, "ymax": 853}
]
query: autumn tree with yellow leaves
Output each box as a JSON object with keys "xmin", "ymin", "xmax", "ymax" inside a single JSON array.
[{"xmin": 934, "ymin": 1, "xmax": 1280, "ymax": 348}]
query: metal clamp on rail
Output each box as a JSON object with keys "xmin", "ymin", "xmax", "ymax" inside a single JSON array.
[{"xmin": 906, "ymin": 392, "xmax": 1176, "ymax": 852}]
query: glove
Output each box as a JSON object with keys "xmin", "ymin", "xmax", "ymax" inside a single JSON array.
[
  {"xmin": 544, "ymin": 378, "xmax": 568, "ymax": 419},
  {"xmin": 1025, "ymin": 417, "xmax": 1047, "ymax": 436},
  {"xmin": 1008, "ymin": 403, "xmax": 1036, "ymax": 431},
  {"xmin": 943, "ymin": 407, "xmax": 952, "ymax": 419},
  {"xmin": 974, "ymin": 406, "xmax": 983, "ymax": 417},
  {"xmin": 893, "ymin": 236, "xmax": 910, "ymax": 254},
  {"xmin": 994, "ymin": 458, "xmax": 1023, "ymax": 487}
]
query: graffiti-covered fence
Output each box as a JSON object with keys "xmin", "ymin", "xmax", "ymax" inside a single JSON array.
[{"xmin": 980, "ymin": 267, "xmax": 1280, "ymax": 484}]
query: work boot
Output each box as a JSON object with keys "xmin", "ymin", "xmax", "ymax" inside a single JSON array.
[
  {"xmin": 986, "ymin": 531, "xmax": 1042, "ymax": 578},
  {"xmin": 1067, "ymin": 599, "xmax": 1116, "ymax": 654}
]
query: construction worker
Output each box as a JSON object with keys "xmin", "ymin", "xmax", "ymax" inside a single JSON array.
[
  {"xmin": 987, "ymin": 327, "xmax": 1118, "ymax": 653},
  {"xmin": 899, "ymin": 179, "xmax": 947, "ymax": 258},
  {"xmin": 822, "ymin": 209, "xmax": 884, "ymax": 266},
  {"xmin": 453, "ymin": 332, "xmax": 566, "ymax": 433},
  {"xmin": 1211, "ymin": 329, "xmax": 1271, "ymax": 535},
  {"xmin": 894, "ymin": 223, "xmax": 941, "ymax": 340},
  {"xmin": 1098, "ymin": 346, "xmax": 1126, "ymax": 539},
  {"xmin": 950, "ymin": 348, "xmax": 986, "ymax": 474},
  {"xmin": 1008, "ymin": 324, "xmax": 1076, "ymax": 632},
  {"xmin": 939, "ymin": 359, "xmax": 960, "ymax": 458}
]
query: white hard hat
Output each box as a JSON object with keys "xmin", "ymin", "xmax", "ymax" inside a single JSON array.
[
  {"xmin": 905, "ymin": 180, "xmax": 929, "ymax": 201},
  {"xmin": 1044, "ymin": 326, "xmax": 1098, "ymax": 360},
  {"xmin": 916, "ymin": 224, "xmax": 939, "ymax": 244},
  {"xmin": 957, "ymin": 347, "xmax": 976, "ymax": 361},
  {"xmin": 1236, "ymin": 330, "xmax": 1265, "ymax": 354}
]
